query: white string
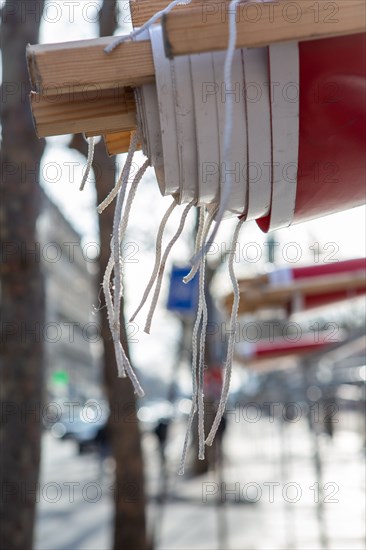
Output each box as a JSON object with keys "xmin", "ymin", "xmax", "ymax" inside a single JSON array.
[
  {"xmin": 119, "ymin": 160, "xmax": 150, "ymax": 249},
  {"xmin": 103, "ymin": 256, "xmax": 144, "ymax": 397},
  {"xmin": 178, "ymin": 402, "xmax": 195, "ymax": 475},
  {"xmin": 190, "ymin": 0, "xmax": 244, "ymax": 268},
  {"xmin": 184, "ymin": 207, "xmax": 218, "ymax": 284},
  {"xmin": 179, "ymin": 207, "xmax": 221, "ymax": 473},
  {"xmin": 104, "ymin": 0, "xmax": 192, "ymax": 54},
  {"xmin": 197, "ymin": 252, "xmax": 207, "ymax": 460},
  {"xmin": 111, "ymin": 157, "xmax": 135, "ymax": 369},
  {"xmin": 205, "ymin": 216, "xmax": 245, "ymax": 446},
  {"xmin": 144, "ymin": 201, "xmax": 195, "ymax": 334},
  {"xmin": 194, "ymin": 207, "xmax": 206, "ymax": 256},
  {"xmin": 103, "ymin": 255, "xmax": 125, "ymax": 377},
  {"xmin": 103, "ymin": 134, "xmax": 135, "ymax": 377},
  {"xmin": 97, "ymin": 131, "xmax": 139, "ymax": 214},
  {"xmin": 130, "ymin": 198, "xmax": 178, "ymax": 323},
  {"xmin": 182, "ymin": 206, "xmax": 205, "ymax": 285},
  {"xmin": 111, "ymin": 159, "xmax": 148, "ymax": 395},
  {"xmin": 179, "ymin": 210, "xmax": 208, "ymax": 475},
  {"xmin": 79, "ymin": 136, "xmax": 95, "ymax": 191},
  {"xmin": 101, "ymin": 128, "xmax": 147, "ymax": 395},
  {"xmin": 178, "ymin": 256, "xmax": 206, "ymax": 475}
]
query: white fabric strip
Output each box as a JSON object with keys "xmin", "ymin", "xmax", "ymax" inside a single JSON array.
[
  {"xmin": 242, "ymin": 46, "xmax": 272, "ymax": 220},
  {"xmin": 190, "ymin": 52, "xmax": 221, "ymax": 205},
  {"xmin": 134, "ymin": 30, "xmax": 166, "ymax": 195},
  {"xmin": 171, "ymin": 53, "xmax": 198, "ymax": 204},
  {"xmin": 213, "ymin": 50, "xmax": 247, "ymax": 218},
  {"xmin": 135, "ymin": 32, "xmax": 164, "ymax": 161},
  {"xmin": 149, "ymin": 25, "xmax": 180, "ymax": 197},
  {"xmin": 268, "ymin": 42, "xmax": 300, "ymax": 230}
]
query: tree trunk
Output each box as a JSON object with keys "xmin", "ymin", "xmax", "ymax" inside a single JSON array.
[
  {"xmin": 0, "ymin": 2, "xmax": 46, "ymax": 548},
  {"xmin": 94, "ymin": 142, "xmax": 148, "ymax": 550},
  {"xmin": 69, "ymin": 5, "xmax": 148, "ymax": 549},
  {"xmin": 70, "ymin": 133, "xmax": 148, "ymax": 550}
]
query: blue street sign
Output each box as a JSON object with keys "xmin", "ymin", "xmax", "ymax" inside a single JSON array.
[{"xmin": 167, "ymin": 265, "xmax": 199, "ymax": 316}]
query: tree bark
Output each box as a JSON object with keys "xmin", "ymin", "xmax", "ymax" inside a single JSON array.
[
  {"xmin": 69, "ymin": 5, "xmax": 148, "ymax": 549},
  {"xmin": 0, "ymin": 2, "xmax": 46, "ymax": 549},
  {"xmin": 95, "ymin": 145, "xmax": 148, "ymax": 550}
]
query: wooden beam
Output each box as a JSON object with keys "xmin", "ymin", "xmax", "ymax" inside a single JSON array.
[
  {"xmin": 104, "ymin": 131, "xmax": 142, "ymax": 156},
  {"xmin": 30, "ymin": 88, "xmax": 136, "ymax": 137},
  {"xmin": 27, "ymin": 37, "xmax": 154, "ymax": 97},
  {"xmin": 225, "ymin": 271, "xmax": 366, "ymax": 314},
  {"xmin": 27, "ymin": 0, "xmax": 365, "ymax": 98},
  {"xmin": 129, "ymin": 0, "xmax": 202, "ymax": 28},
  {"xmin": 163, "ymin": 0, "xmax": 366, "ymax": 57}
]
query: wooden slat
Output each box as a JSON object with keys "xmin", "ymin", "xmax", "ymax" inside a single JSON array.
[
  {"xmin": 27, "ymin": 0, "xmax": 365, "ymax": 98},
  {"xmin": 104, "ymin": 131, "xmax": 142, "ymax": 156},
  {"xmin": 27, "ymin": 37, "xmax": 154, "ymax": 97},
  {"xmin": 224, "ymin": 271, "xmax": 366, "ymax": 314},
  {"xmin": 129, "ymin": 0, "xmax": 201, "ymax": 28},
  {"xmin": 30, "ymin": 88, "xmax": 137, "ymax": 137},
  {"xmin": 163, "ymin": 0, "xmax": 366, "ymax": 57}
]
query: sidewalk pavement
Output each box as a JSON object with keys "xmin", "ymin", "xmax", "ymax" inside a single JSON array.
[{"xmin": 35, "ymin": 415, "xmax": 366, "ymax": 550}]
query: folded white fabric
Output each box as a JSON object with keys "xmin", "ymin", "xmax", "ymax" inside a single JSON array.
[{"xmin": 136, "ymin": 23, "xmax": 299, "ymax": 229}]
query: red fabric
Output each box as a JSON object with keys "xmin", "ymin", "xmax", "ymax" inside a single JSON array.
[
  {"xmin": 253, "ymin": 338, "xmax": 337, "ymax": 358},
  {"xmin": 257, "ymin": 34, "xmax": 366, "ymax": 232},
  {"xmin": 291, "ymin": 258, "xmax": 366, "ymax": 279},
  {"xmin": 303, "ymin": 288, "xmax": 365, "ymax": 310}
]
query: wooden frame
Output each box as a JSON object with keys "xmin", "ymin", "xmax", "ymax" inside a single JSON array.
[
  {"xmin": 27, "ymin": 0, "xmax": 365, "ymax": 152},
  {"xmin": 31, "ymin": 88, "xmax": 136, "ymax": 137}
]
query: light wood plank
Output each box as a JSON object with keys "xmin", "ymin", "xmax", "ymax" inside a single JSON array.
[
  {"xmin": 27, "ymin": 0, "xmax": 364, "ymax": 97},
  {"xmin": 129, "ymin": 0, "xmax": 202, "ymax": 28},
  {"xmin": 31, "ymin": 88, "xmax": 137, "ymax": 137},
  {"xmin": 104, "ymin": 131, "xmax": 142, "ymax": 155},
  {"xmin": 27, "ymin": 37, "xmax": 154, "ymax": 97},
  {"xmin": 163, "ymin": 0, "xmax": 366, "ymax": 57}
]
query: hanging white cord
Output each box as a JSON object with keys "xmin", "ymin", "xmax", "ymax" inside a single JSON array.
[
  {"xmin": 102, "ymin": 133, "xmax": 137, "ymax": 378},
  {"xmin": 205, "ymin": 216, "xmax": 245, "ymax": 446},
  {"xmin": 196, "ymin": 209, "xmax": 213, "ymax": 460},
  {"xmin": 111, "ymin": 138, "xmax": 140, "ymax": 366},
  {"xmin": 130, "ymin": 198, "xmax": 178, "ymax": 323},
  {"xmin": 184, "ymin": 207, "xmax": 218, "ymax": 284},
  {"xmin": 190, "ymin": 0, "xmax": 244, "ymax": 268},
  {"xmin": 197, "ymin": 254, "xmax": 208, "ymax": 460},
  {"xmin": 144, "ymin": 201, "xmax": 195, "ymax": 334},
  {"xmin": 103, "ymin": 255, "xmax": 125, "ymax": 376},
  {"xmin": 118, "ymin": 160, "xmax": 150, "ymax": 254},
  {"xmin": 97, "ymin": 131, "xmax": 140, "ymax": 214},
  {"xmin": 101, "ymin": 127, "xmax": 147, "ymax": 394},
  {"xmin": 104, "ymin": 0, "xmax": 192, "ymax": 54},
  {"xmin": 194, "ymin": 207, "xmax": 206, "ymax": 257},
  {"xmin": 79, "ymin": 136, "xmax": 95, "ymax": 191},
  {"xmin": 111, "ymin": 160, "xmax": 149, "ymax": 395},
  {"xmin": 179, "ymin": 209, "xmax": 219, "ymax": 474},
  {"xmin": 178, "ymin": 246, "xmax": 206, "ymax": 473}
]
